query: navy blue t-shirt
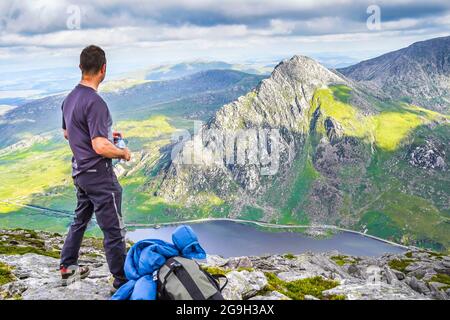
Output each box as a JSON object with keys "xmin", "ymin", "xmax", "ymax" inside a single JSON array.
[{"xmin": 62, "ymin": 84, "xmax": 113, "ymax": 176}]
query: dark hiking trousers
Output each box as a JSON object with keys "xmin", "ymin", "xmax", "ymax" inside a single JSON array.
[{"xmin": 60, "ymin": 159, "xmax": 127, "ymax": 281}]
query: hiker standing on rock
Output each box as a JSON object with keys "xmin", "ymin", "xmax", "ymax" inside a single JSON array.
[{"xmin": 60, "ymin": 45, "xmax": 131, "ymax": 292}]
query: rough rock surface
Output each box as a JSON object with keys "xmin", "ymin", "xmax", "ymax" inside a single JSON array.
[
  {"xmin": 1, "ymin": 229, "xmax": 449, "ymax": 300},
  {"xmin": 158, "ymin": 55, "xmax": 348, "ymax": 206},
  {"xmin": 408, "ymin": 140, "xmax": 446, "ymax": 170}
]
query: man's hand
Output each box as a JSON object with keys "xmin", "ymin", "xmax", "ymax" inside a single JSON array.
[
  {"xmin": 121, "ymin": 147, "xmax": 131, "ymax": 161},
  {"xmin": 92, "ymin": 136, "xmax": 131, "ymax": 160}
]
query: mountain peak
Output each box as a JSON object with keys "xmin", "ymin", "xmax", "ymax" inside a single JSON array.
[{"xmin": 272, "ymin": 54, "xmax": 343, "ymax": 83}]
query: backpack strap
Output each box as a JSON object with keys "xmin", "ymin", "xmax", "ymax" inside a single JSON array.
[
  {"xmin": 161, "ymin": 258, "xmax": 206, "ymax": 300},
  {"xmin": 159, "ymin": 260, "xmax": 181, "ymax": 297},
  {"xmin": 173, "ymin": 263, "xmax": 206, "ymax": 300},
  {"xmin": 211, "ymin": 274, "xmax": 228, "ymax": 292}
]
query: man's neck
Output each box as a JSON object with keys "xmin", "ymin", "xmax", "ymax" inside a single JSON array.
[{"xmin": 80, "ymin": 77, "xmax": 101, "ymax": 91}]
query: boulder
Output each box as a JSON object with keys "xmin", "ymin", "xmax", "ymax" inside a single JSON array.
[
  {"xmin": 221, "ymin": 270, "xmax": 268, "ymax": 300},
  {"xmin": 0, "ymin": 254, "xmax": 111, "ymax": 300},
  {"xmin": 323, "ymin": 282, "xmax": 428, "ymax": 300},
  {"xmin": 406, "ymin": 276, "xmax": 430, "ymax": 295},
  {"xmin": 225, "ymin": 256, "xmax": 253, "ymax": 269}
]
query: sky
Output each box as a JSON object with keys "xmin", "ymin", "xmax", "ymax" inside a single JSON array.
[{"xmin": 0, "ymin": 0, "xmax": 450, "ymax": 97}]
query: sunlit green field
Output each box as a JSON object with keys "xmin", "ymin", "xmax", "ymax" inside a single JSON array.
[
  {"xmin": 0, "ymin": 115, "xmax": 191, "ymax": 231},
  {"xmin": 311, "ymin": 86, "xmax": 441, "ymax": 151}
]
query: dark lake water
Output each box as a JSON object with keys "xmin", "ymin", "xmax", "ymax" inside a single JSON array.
[{"xmin": 127, "ymin": 220, "xmax": 406, "ymax": 257}]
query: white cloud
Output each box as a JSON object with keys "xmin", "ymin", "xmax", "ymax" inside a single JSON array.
[{"xmin": 0, "ymin": 0, "xmax": 449, "ymax": 74}]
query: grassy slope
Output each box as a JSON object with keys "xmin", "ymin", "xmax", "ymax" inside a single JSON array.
[
  {"xmin": 0, "ymin": 114, "xmax": 229, "ymax": 232},
  {"xmin": 311, "ymin": 85, "xmax": 449, "ymax": 251}
]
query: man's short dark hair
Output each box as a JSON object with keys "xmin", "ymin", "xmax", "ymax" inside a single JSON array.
[{"xmin": 80, "ymin": 45, "xmax": 106, "ymax": 75}]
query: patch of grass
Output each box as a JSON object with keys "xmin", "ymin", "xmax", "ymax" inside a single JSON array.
[
  {"xmin": 362, "ymin": 192, "xmax": 450, "ymax": 250},
  {"xmin": 388, "ymin": 258, "xmax": 414, "ymax": 273},
  {"xmin": 116, "ymin": 115, "xmax": 175, "ymax": 141},
  {"xmin": 202, "ymin": 266, "xmax": 227, "ymax": 276},
  {"xmin": 330, "ymin": 85, "xmax": 352, "ymax": 104},
  {"xmin": 428, "ymin": 274, "xmax": 450, "ymax": 290},
  {"xmin": 0, "ymin": 262, "xmax": 15, "ymax": 286},
  {"xmin": 0, "ymin": 138, "xmax": 72, "ymax": 214},
  {"xmin": 239, "ymin": 205, "xmax": 264, "ymax": 221},
  {"xmin": 330, "ymin": 255, "xmax": 355, "ymax": 266},
  {"xmin": 311, "ymin": 87, "xmax": 370, "ymax": 139},
  {"xmin": 201, "ymin": 266, "xmax": 255, "ymax": 276},
  {"xmin": 270, "ymin": 140, "xmax": 318, "ymax": 225},
  {"xmin": 284, "ymin": 253, "xmax": 296, "ymax": 260},
  {"xmin": 236, "ymin": 267, "xmax": 255, "ymax": 272},
  {"xmin": 0, "ymin": 243, "xmax": 60, "ymax": 259},
  {"xmin": 264, "ymin": 272, "xmax": 341, "ymax": 300},
  {"xmin": 310, "ymin": 86, "xmax": 440, "ymax": 151},
  {"xmin": 358, "ymin": 211, "xmax": 403, "ymax": 241},
  {"xmin": 425, "ymin": 251, "xmax": 445, "ymax": 260}
]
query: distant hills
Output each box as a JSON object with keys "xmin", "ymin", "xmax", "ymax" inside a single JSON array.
[
  {"xmin": 0, "ymin": 70, "xmax": 265, "ymax": 148},
  {"xmin": 123, "ymin": 60, "xmax": 273, "ymax": 81},
  {"xmin": 339, "ymin": 36, "xmax": 450, "ymax": 113}
]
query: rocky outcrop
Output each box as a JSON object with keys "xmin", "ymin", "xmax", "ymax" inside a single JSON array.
[
  {"xmin": 158, "ymin": 55, "xmax": 348, "ymax": 204},
  {"xmin": 408, "ymin": 140, "xmax": 446, "ymax": 170},
  {"xmin": 1, "ymin": 229, "xmax": 449, "ymax": 300}
]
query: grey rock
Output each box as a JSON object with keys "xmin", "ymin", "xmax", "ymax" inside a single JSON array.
[
  {"xmin": 204, "ymin": 255, "xmax": 228, "ymax": 267},
  {"xmin": 391, "ymin": 269, "xmax": 405, "ymax": 280},
  {"xmin": 221, "ymin": 270, "xmax": 268, "ymax": 300},
  {"xmin": 277, "ymin": 271, "xmax": 318, "ymax": 282},
  {"xmin": 0, "ymin": 281, "xmax": 27, "ymax": 299},
  {"xmin": 225, "ymin": 256, "xmax": 253, "ymax": 269},
  {"xmin": 0, "ymin": 253, "xmax": 111, "ymax": 300},
  {"xmin": 406, "ymin": 276, "xmax": 430, "ymax": 295},
  {"xmin": 323, "ymin": 282, "xmax": 428, "ymax": 300},
  {"xmin": 383, "ymin": 266, "xmax": 402, "ymax": 285},
  {"xmin": 304, "ymin": 294, "xmax": 320, "ymax": 300},
  {"xmin": 408, "ymin": 140, "xmax": 446, "ymax": 170},
  {"xmin": 347, "ymin": 264, "xmax": 365, "ymax": 279},
  {"xmin": 0, "ymin": 229, "xmax": 449, "ymax": 300},
  {"xmin": 428, "ymin": 282, "xmax": 448, "ymax": 300},
  {"xmin": 249, "ymin": 291, "xmax": 291, "ymax": 300}
]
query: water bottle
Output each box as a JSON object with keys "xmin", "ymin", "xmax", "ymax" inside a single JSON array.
[{"xmin": 116, "ymin": 137, "xmax": 126, "ymax": 164}]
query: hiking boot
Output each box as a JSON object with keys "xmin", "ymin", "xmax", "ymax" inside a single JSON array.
[
  {"xmin": 110, "ymin": 276, "xmax": 127, "ymax": 295},
  {"xmin": 60, "ymin": 265, "xmax": 91, "ymax": 286}
]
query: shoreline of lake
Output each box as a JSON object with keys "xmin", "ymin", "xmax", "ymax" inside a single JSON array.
[{"xmin": 127, "ymin": 219, "xmax": 408, "ymax": 257}]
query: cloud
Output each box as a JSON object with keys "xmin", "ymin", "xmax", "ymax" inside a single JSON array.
[{"xmin": 0, "ymin": 0, "xmax": 449, "ymax": 70}]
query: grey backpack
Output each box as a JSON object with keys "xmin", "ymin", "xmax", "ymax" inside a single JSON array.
[{"xmin": 157, "ymin": 256, "xmax": 227, "ymax": 300}]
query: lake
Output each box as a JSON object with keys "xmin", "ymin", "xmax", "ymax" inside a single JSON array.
[{"xmin": 127, "ymin": 220, "xmax": 406, "ymax": 257}]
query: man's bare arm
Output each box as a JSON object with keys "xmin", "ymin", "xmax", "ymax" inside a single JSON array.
[
  {"xmin": 63, "ymin": 129, "xmax": 68, "ymax": 140},
  {"xmin": 92, "ymin": 137, "xmax": 131, "ymax": 160}
]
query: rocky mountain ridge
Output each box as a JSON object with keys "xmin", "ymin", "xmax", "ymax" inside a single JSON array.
[
  {"xmin": 154, "ymin": 51, "xmax": 449, "ymax": 251},
  {"xmin": 158, "ymin": 55, "xmax": 349, "ymax": 203},
  {"xmin": 339, "ymin": 36, "xmax": 450, "ymax": 113},
  {"xmin": 0, "ymin": 229, "xmax": 449, "ymax": 300}
]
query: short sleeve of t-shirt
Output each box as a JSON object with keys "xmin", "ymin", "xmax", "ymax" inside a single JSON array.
[
  {"xmin": 86, "ymin": 98, "xmax": 110, "ymax": 140},
  {"xmin": 61, "ymin": 102, "xmax": 66, "ymax": 130}
]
